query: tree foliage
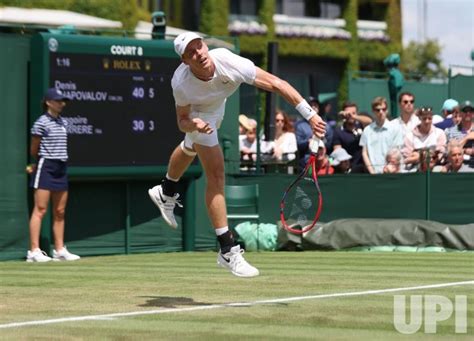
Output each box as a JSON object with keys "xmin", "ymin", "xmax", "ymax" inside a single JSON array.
[{"xmin": 401, "ymin": 39, "xmax": 447, "ymax": 79}]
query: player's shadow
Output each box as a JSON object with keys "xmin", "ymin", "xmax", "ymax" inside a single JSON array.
[{"xmin": 138, "ymin": 296, "xmax": 212, "ymax": 308}]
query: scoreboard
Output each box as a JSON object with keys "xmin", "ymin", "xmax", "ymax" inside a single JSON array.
[{"xmin": 30, "ymin": 33, "xmax": 192, "ymax": 176}]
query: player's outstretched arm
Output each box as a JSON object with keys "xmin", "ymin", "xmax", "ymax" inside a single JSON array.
[{"xmin": 253, "ymin": 67, "xmax": 326, "ymax": 139}]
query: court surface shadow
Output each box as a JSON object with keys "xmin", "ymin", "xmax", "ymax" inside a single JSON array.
[{"xmin": 138, "ymin": 296, "xmax": 213, "ymax": 308}]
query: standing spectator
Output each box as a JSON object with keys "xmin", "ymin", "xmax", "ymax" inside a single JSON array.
[
  {"xmin": 383, "ymin": 148, "xmax": 402, "ymax": 174},
  {"xmin": 26, "ymin": 88, "xmax": 80, "ymax": 262},
  {"xmin": 330, "ymin": 148, "xmax": 352, "ymax": 174},
  {"xmin": 434, "ymin": 99, "xmax": 459, "ymax": 129},
  {"xmin": 445, "ymin": 101, "xmax": 474, "ymax": 168},
  {"xmin": 295, "ymin": 96, "xmax": 333, "ymax": 170},
  {"xmin": 266, "ymin": 110, "xmax": 297, "ymax": 161},
  {"xmin": 360, "ymin": 97, "xmax": 403, "ymax": 174},
  {"xmin": 402, "ymin": 107, "xmax": 447, "ymax": 170},
  {"xmin": 389, "ymin": 92, "xmax": 419, "ymax": 143},
  {"xmin": 332, "ymin": 102, "xmax": 372, "ymax": 173}
]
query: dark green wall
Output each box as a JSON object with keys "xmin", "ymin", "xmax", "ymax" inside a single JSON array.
[
  {"xmin": 349, "ymin": 77, "xmax": 448, "ymax": 115},
  {"xmin": 230, "ymin": 173, "xmax": 474, "ymax": 225},
  {"xmin": 0, "ymin": 34, "xmax": 30, "ymax": 260}
]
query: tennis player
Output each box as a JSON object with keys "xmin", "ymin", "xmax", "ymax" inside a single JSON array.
[{"xmin": 149, "ymin": 32, "xmax": 326, "ymax": 277}]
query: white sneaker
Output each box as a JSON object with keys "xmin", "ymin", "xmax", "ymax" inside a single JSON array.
[
  {"xmin": 148, "ymin": 185, "xmax": 182, "ymax": 229},
  {"xmin": 26, "ymin": 248, "xmax": 52, "ymax": 263},
  {"xmin": 53, "ymin": 246, "xmax": 80, "ymax": 261},
  {"xmin": 217, "ymin": 245, "xmax": 260, "ymax": 278}
]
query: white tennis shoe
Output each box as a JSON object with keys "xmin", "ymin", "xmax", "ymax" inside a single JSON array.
[
  {"xmin": 148, "ymin": 185, "xmax": 182, "ymax": 229},
  {"xmin": 217, "ymin": 245, "xmax": 260, "ymax": 278},
  {"xmin": 26, "ymin": 248, "xmax": 52, "ymax": 262},
  {"xmin": 53, "ymin": 246, "xmax": 80, "ymax": 261}
]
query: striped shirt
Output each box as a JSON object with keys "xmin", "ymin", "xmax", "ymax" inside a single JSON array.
[
  {"xmin": 445, "ymin": 124, "xmax": 474, "ymax": 142},
  {"xmin": 31, "ymin": 113, "xmax": 68, "ymax": 161}
]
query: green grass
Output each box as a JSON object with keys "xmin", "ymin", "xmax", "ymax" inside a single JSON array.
[{"xmin": 0, "ymin": 252, "xmax": 473, "ymax": 340}]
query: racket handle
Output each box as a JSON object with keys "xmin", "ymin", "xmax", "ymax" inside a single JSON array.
[{"xmin": 309, "ymin": 136, "xmax": 322, "ymax": 154}]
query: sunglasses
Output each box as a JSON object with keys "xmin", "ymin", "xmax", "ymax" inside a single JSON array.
[
  {"xmin": 419, "ymin": 107, "xmax": 433, "ymax": 113},
  {"xmin": 402, "ymin": 100, "xmax": 414, "ymax": 104},
  {"xmin": 374, "ymin": 107, "xmax": 387, "ymax": 112}
]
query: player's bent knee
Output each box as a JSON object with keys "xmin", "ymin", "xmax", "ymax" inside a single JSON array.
[{"xmin": 180, "ymin": 141, "xmax": 197, "ymax": 156}]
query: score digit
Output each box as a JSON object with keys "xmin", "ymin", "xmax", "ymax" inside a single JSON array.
[
  {"xmin": 148, "ymin": 88, "xmax": 155, "ymax": 99},
  {"xmin": 132, "ymin": 87, "xmax": 145, "ymax": 99},
  {"xmin": 148, "ymin": 120, "xmax": 155, "ymax": 131},
  {"xmin": 132, "ymin": 119, "xmax": 145, "ymax": 132}
]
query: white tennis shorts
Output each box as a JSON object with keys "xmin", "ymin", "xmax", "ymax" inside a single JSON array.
[{"xmin": 182, "ymin": 114, "xmax": 223, "ymax": 150}]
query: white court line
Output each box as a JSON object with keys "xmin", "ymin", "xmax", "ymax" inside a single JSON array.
[{"xmin": 0, "ymin": 280, "xmax": 472, "ymax": 329}]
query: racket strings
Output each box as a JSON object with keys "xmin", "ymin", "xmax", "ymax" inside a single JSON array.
[
  {"xmin": 283, "ymin": 178, "xmax": 319, "ymax": 230},
  {"xmin": 280, "ymin": 154, "xmax": 323, "ymax": 234}
]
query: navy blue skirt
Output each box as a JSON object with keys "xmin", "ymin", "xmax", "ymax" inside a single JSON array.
[{"xmin": 30, "ymin": 158, "xmax": 68, "ymax": 191}]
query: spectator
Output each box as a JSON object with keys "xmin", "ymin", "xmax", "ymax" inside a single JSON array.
[
  {"xmin": 330, "ymin": 148, "xmax": 352, "ymax": 174},
  {"xmin": 418, "ymin": 149, "xmax": 445, "ymax": 173},
  {"xmin": 445, "ymin": 101, "xmax": 474, "ymax": 168},
  {"xmin": 238, "ymin": 114, "xmax": 250, "ymax": 136},
  {"xmin": 438, "ymin": 141, "xmax": 474, "ymax": 173},
  {"xmin": 402, "ymin": 107, "xmax": 447, "ymax": 170},
  {"xmin": 295, "ymin": 96, "xmax": 333, "ymax": 170},
  {"xmin": 360, "ymin": 97, "xmax": 403, "ymax": 174},
  {"xmin": 332, "ymin": 101, "xmax": 372, "ymax": 173},
  {"xmin": 26, "ymin": 88, "xmax": 80, "ymax": 262},
  {"xmin": 434, "ymin": 99, "xmax": 459, "ymax": 129},
  {"xmin": 389, "ymin": 91, "xmax": 419, "ymax": 143},
  {"xmin": 314, "ymin": 140, "xmax": 334, "ymax": 175},
  {"xmin": 265, "ymin": 110, "xmax": 297, "ymax": 161},
  {"xmin": 383, "ymin": 148, "xmax": 402, "ymax": 174},
  {"xmin": 239, "ymin": 118, "xmax": 258, "ymax": 161}
]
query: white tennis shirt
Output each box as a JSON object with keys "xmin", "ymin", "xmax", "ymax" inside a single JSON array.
[{"xmin": 171, "ymin": 48, "xmax": 256, "ymax": 122}]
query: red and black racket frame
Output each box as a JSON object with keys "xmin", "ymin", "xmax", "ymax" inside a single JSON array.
[{"xmin": 280, "ymin": 153, "xmax": 323, "ymax": 234}]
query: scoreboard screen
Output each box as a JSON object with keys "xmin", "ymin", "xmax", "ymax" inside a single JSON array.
[
  {"xmin": 30, "ymin": 33, "xmax": 189, "ymax": 174},
  {"xmin": 50, "ymin": 52, "xmax": 180, "ymax": 167}
]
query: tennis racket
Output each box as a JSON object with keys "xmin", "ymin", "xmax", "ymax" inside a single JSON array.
[{"xmin": 280, "ymin": 137, "xmax": 323, "ymax": 234}]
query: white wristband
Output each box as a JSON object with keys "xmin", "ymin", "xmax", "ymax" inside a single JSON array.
[{"xmin": 295, "ymin": 100, "xmax": 317, "ymax": 121}]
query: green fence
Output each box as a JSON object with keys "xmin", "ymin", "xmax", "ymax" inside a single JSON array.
[
  {"xmin": 448, "ymin": 72, "xmax": 474, "ymax": 103},
  {"xmin": 349, "ymin": 75, "xmax": 447, "ymax": 115},
  {"xmin": 0, "ymin": 34, "xmax": 31, "ymax": 261}
]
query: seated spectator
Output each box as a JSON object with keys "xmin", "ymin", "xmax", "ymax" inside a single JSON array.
[
  {"xmin": 383, "ymin": 148, "xmax": 402, "ymax": 174},
  {"xmin": 445, "ymin": 101, "xmax": 474, "ymax": 168},
  {"xmin": 332, "ymin": 101, "xmax": 372, "ymax": 173},
  {"xmin": 434, "ymin": 99, "xmax": 459, "ymax": 129},
  {"xmin": 238, "ymin": 114, "xmax": 250, "ymax": 135},
  {"xmin": 330, "ymin": 148, "xmax": 352, "ymax": 174},
  {"xmin": 239, "ymin": 118, "xmax": 258, "ymax": 161},
  {"xmin": 437, "ymin": 141, "xmax": 474, "ymax": 173},
  {"xmin": 418, "ymin": 149, "xmax": 445, "ymax": 173},
  {"xmin": 402, "ymin": 107, "xmax": 447, "ymax": 170},
  {"xmin": 314, "ymin": 140, "xmax": 334, "ymax": 176},
  {"xmin": 264, "ymin": 110, "xmax": 297, "ymax": 161},
  {"xmin": 360, "ymin": 97, "xmax": 403, "ymax": 174},
  {"xmin": 295, "ymin": 96, "xmax": 333, "ymax": 170}
]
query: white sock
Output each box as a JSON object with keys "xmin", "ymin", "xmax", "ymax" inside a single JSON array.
[
  {"xmin": 166, "ymin": 173, "xmax": 179, "ymax": 182},
  {"xmin": 215, "ymin": 226, "xmax": 229, "ymax": 236}
]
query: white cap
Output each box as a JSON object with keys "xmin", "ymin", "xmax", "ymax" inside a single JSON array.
[
  {"xmin": 174, "ymin": 32, "xmax": 202, "ymax": 57},
  {"xmin": 330, "ymin": 148, "xmax": 352, "ymax": 166}
]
